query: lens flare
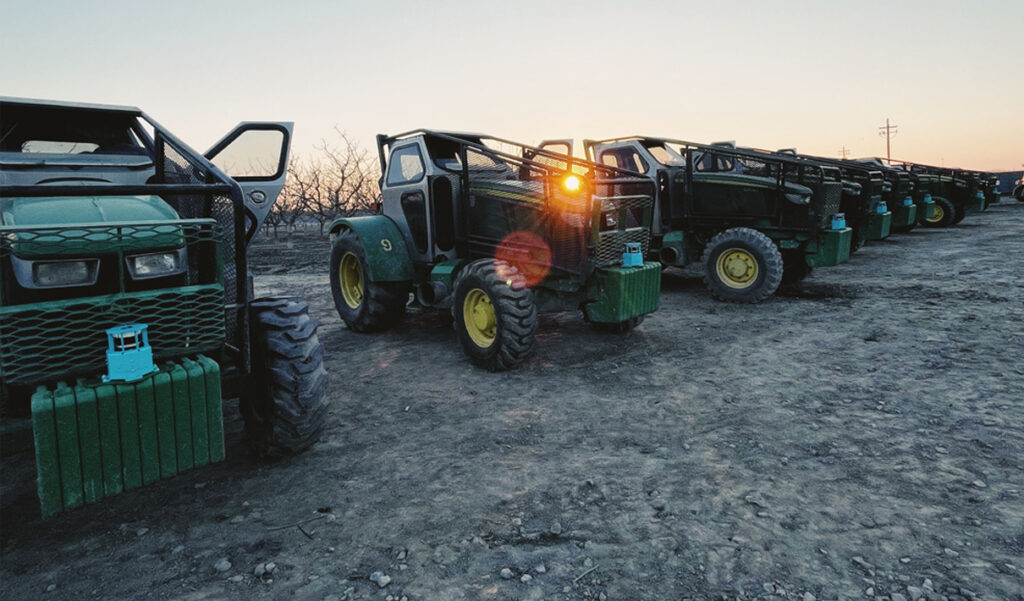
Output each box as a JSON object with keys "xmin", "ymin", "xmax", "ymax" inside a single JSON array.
[
  {"xmin": 563, "ymin": 174, "xmax": 581, "ymax": 192},
  {"xmin": 494, "ymin": 230, "xmax": 552, "ymax": 287}
]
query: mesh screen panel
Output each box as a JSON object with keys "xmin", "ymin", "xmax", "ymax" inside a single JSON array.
[
  {"xmin": 1, "ymin": 221, "xmax": 224, "ymax": 384},
  {"xmin": 159, "ymin": 139, "xmax": 240, "ymax": 354},
  {"xmin": 1, "ymin": 286, "xmax": 223, "ymax": 384}
]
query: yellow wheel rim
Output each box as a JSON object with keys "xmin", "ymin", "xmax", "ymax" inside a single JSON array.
[
  {"xmin": 715, "ymin": 248, "xmax": 759, "ymax": 289},
  {"xmin": 926, "ymin": 204, "xmax": 945, "ymax": 223},
  {"xmin": 339, "ymin": 252, "xmax": 364, "ymax": 309},
  {"xmin": 463, "ymin": 288, "xmax": 497, "ymax": 348}
]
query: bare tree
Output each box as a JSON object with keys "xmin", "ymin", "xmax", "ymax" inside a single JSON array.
[{"xmin": 272, "ymin": 129, "xmax": 382, "ymax": 237}]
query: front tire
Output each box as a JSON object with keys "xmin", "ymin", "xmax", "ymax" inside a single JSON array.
[
  {"xmin": 920, "ymin": 196, "xmax": 955, "ymax": 228},
  {"xmin": 329, "ymin": 229, "xmax": 408, "ymax": 332},
  {"xmin": 243, "ymin": 298, "xmax": 329, "ymax": 457},
  {"xmin": 702, "ymin": 228, "xmax": 783, "ymax": 303},
  {"xmin": 452, "ymin": 259, "xmax": 538, "ymax": 371}
]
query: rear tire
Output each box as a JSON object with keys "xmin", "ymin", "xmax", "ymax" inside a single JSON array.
[
  {"xmin": 920, "ymin": 196, "xmax": 955, "ymax": 228},
  {"xmin": 951, "ymin": 200, "xmax": 967, "ymax": 224},
  {"xmin": 452, "ymin": 259, "xmax": 538, "ymax": 371},
  {"xmin": 330, "ymin": 229, "xmax": 408, "ymax": 332},
  {"xmin": 243, "ymin": 298, "xmax": 329, "ymax": 457},
  {"xmin": 702, "ymin": 228, "xmax": 783, "ymax": 303},
  {"xmin": 780, "ymin": 251, "xmax": 812, "ymax": 285}
]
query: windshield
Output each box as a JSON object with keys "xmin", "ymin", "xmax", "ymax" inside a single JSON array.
[
  {"xmin": 643, "ymin": 142, "xmax": 686, "ymax": 166},
  {"xmin": 0, "ymin": 104, "xmax": 148, "ymax": 156}
]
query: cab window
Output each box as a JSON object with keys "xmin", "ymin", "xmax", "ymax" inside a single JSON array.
[
  {"xmin": 599, "ymin": 148, "xmax": 648, "ymax": 173},
  {"xmin": 386, "ymin": 144, "xmax": 425, "ymax": 185}
]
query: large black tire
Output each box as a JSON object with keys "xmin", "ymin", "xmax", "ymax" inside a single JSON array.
[
  {"xmin": 780, "ymin": 250, "xmax": 813, "ymax": 285},
  {"xmin": 951, "ymin": 200, "xmax": 967, "ymax": 225},
  {"xmin": 702, "ymin": 228, "xmax": 783, "ymax": 303},
  {"xmin": 451, "ymin": 259, "xmax": 538, "ymax": 371},
  {"xmin": 1014, "ymin": 185, "xmax": 1024, "ymax": 202},
  {"xmin": 243, "ymin": 298, "xmax": 329, "ymax": 457},
  {"xmin": 920, "ymin": 196, "xmax": 956, "ymax": 228},
  {"xmin": 591, "ymin": 316, "xmax": 644, "ymax": 333},
  {"xmin": 329, "ymin": 229, "xmax": 408, "ymax": 332}
]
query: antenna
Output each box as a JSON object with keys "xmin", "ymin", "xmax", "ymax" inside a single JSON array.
[
  {"xmin": 878, "ymin": 118, "xmax": 898, "ymax": 161},
  {"xmin": 838, "ymin": 145, "xmax": 851, "ymax": 159}
]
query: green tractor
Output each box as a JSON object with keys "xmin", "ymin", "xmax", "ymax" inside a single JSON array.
[
  {"xmin": 870, "ymin": 159, "xmax": 990, "ymax": 227},
  {"xmin": 583, "ymin": 137, "xmax": 852, "ymax": 302},
  {"xmin": 755, "ymin": 147, "xmax": 894, "ymax": 252},
  {"xmin": 975, "ymin": 170, "xmax": 1001, "ymax": 207},
  {"xmin": 853, "ymin": 158, "xmax": 946, "ymax": 228},
  {"xmin": 872, "ymin": 163, "xmax": 933, "ymax": 233},
  {"xmin": 327, "ymin": 131, "xmax": 660, "ymax": 371},
  {"xmin": 0, "ymin": 98, "xmax": 328, "ymax": 517}
]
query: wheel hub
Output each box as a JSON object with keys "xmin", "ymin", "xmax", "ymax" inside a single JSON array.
[
  {"xmin": 927, "ymin": 205, "xmax": 944, "ymax": 223},
  {"xmin": 339, "ymin": 252, "xmax": 364, "ymax": 309},
  {"xmin": 716, "ymin": 249, "xmax": 758, "ymax": 288},
  {"xmin": 463, "ymin": 288, "xmax": 496, "ymax": 348}
]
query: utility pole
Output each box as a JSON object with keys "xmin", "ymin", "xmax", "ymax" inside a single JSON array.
[
  {"xmin": 878, "ymin": 118, "xmax": 898, "ymax": 161},
  {"xmin": 838, "ymin": 145, "xmax": 851, "ymax": 159}
]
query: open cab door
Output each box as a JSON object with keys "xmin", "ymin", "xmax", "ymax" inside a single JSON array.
[
  {"xmin": 520, "ymin": 139, "xmax": 576, "ymax": 180},
  {"xmin": 205, "ymin": 122, "xmax": 293, "ymax": 240}
]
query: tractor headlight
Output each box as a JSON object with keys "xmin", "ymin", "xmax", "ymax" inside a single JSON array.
[
  {"xmin": 10, "ymin": 256, "xmax": 101, "ymax": 288},
  {"xmin": 603, "ymin": 212, "xmax": 618, "ymax": 229},
  {"xmin": 126, "ymin": 250, "xmax": 186, "ymax": 279},
  {"xmin": 35, "ymin": 260, "xmax": 97, "ymax": 287},
  {"xmin": 563, "ymin": 174, "xmax": 582, "ymax": 192}
]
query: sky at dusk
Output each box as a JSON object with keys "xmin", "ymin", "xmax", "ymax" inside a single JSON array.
[{"xmin": 2, "ymin": 0, "xmax": 1021, "ymax": 171}]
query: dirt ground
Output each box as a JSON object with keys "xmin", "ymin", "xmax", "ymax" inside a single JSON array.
[{"xmin": 2, "ymin": 202, "xmax": 1022, "ymax": 601}]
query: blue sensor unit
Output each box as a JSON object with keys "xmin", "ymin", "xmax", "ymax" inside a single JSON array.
[
  {"xmin": 876, "ymin": 202, "xmax": 888, "ymax": 214},
  {"xmin": 924, "ymin": 194, "xmax": 932, "ymax": 202},
  {"xmin": 622, "ymin": 242, "xmax": 644, "ymax": 267},
  {"xmin": 903, "ymin": 196, "xmax": 914, "ymax": 206},
  {"xmin": 103, "ymin": 324, "xmax": 157, "ymax": 383},
  {"xmin": 976, "ymin": 191, "xmax": 984, "ymax": 199},
  {"xmin": 831, "ymin": 213, "xmax": 846, "ymax": 230}
]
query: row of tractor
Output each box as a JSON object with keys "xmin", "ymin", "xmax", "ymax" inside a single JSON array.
[
  {"xmin": 327, "ymin": 131, "xmax": 1006, "ymax": 370},
  {"xmin": 0, "ymin": 97, "xmax": 1008, "ymax": 516}
]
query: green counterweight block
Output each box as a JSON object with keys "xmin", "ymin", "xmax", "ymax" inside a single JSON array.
[
  {"xmin": 30, "ymin": 356, "xmax": 223, "ymax": 517},
  {"xmin": 584, "ymin": 262, "xmax": 662, "ymax": 324},
  {"xmin": 864, "ymin": 211, "xmax": 892, "ymax": 241}
]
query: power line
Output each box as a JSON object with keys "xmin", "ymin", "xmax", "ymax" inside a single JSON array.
[{"xmin": 878, "ymin": 118, "xmax": 898, "ymax": 161}]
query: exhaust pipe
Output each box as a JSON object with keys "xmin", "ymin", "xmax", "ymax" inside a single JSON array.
[
  {"xmin": 659, "ymin": 245, "xmax": 680, "ymax": 265},
  {"xmin": 416, "ymin": 281, "xmax": 448, "ymax": 307}
]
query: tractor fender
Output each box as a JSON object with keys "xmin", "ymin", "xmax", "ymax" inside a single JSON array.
[{"xmin": 328, "ymin": 216, "xmax": 414, "ymax": 282}]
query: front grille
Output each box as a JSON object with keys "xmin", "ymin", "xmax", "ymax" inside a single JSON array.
[
  {"xmin": 593, "ymin": 190, "xmax": 653, "ymax": 266},
  {"xmin": 0, "ymin": 285, "xmax": 224, "ymax": 385},
  {"xmin": 595, "ymin": 228, "xmax": 650, "ymax": 266},
  {"xmin": 0, "ymin": 220, "xmax": 224, "ymax": 385},
  {"xmin": 814, "ymin": 183, "xmax": 843, "ymax": 228}
]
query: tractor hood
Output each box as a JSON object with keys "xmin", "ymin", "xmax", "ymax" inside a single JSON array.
[
  {"xmin": 0, "ymin": 195, "xmax": 184, "ymax": 257},
  {"xmin": 1, "ymin": 195, "xmax": 178, "ymax": 226}
]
